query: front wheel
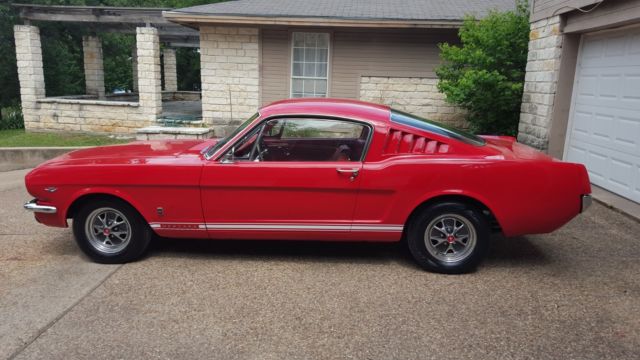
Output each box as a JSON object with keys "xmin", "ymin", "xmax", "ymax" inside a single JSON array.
[
  {"xmin": 407, "ymin": 202, "xmax": 490, "ymax": 274},
  {"xmin": 72, "ymin": 199, "xmax": 152, "ymax": 264}
]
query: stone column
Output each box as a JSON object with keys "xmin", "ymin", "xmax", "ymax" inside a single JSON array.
[
  {"xmin": 162, "ymin": 48, "xmax": 178, "ymax": 92},
  {"xmin": 82, "ymin": 35, "xmax": 105, "ymax": 99},
  {"xmin": 517, "ymin": 16, "xmax": 564, "ymax": 151},
  {"xmin": 14, "ymin": 25, "xmax": 45, "ymax": 130},
  {"xmin": 136, "ymin": 27, "xmax": 162, "ymax": 119},
  {"xmin": 131, "ymin": 47, "xmax": 138, "ymax": 92},
  {"xmin": 199, "ymin": 26, "xmax": 260, "ymax": 135}
]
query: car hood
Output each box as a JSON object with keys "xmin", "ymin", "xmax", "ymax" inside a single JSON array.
[{"xmin": 40, "ymin": 139, "xmax": 220, "ymax": 167}]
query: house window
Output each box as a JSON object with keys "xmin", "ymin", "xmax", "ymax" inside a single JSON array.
[{"xmin": 291, "ymin": 32, "xmax": 329, "ymax": 98}]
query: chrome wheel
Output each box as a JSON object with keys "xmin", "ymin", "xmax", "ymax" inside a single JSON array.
[
  {"xmin": 424, "ymin": 214, "xmax": 477, "ymax": 263},
  {"xmin": 84, "ymin": 207, "xmax": 132, "ymax": 254}
]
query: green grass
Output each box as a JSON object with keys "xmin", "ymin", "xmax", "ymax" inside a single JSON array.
[{"xmin": 0, "ymin": 129, "xmax": 132, "ymax": 147}]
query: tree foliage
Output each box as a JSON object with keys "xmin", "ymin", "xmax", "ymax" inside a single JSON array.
[{"xmin": 436, "ymin": 1, "xmax": 530, "ymax": 135}]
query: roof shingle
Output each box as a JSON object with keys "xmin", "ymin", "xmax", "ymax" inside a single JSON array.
[{"xmin": 172, "ymin": 0, "xmax": 516, "ymax": 21}]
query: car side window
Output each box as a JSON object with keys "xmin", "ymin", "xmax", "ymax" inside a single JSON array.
[{"xmin": 225, "ymin": 118, "xmax": 370, "ymax": 162}]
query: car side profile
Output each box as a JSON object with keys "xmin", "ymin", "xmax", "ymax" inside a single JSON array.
[{"xmin": 24, "ymin": 99, "xmax": 592, "ymax": 273}]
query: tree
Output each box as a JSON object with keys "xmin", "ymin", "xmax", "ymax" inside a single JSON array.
[{"xmin": 436, "ymin": 1, "xmax": 530, "ymax": 136}]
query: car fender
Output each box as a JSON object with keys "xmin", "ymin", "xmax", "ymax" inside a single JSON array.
[
  {"xmin": 65, "ymin": 186, "xmax": 152, "ymax": 223},
  {"xmin": 406, "ymin": 189, "xmax": 504, "ymax": 230}
]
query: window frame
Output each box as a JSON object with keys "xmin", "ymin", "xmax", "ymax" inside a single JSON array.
[
  {"xmin": 289, "ymin": 32, "xmax": 331, "ymax": 98},
  {"xmin": 220, "ymin": 115, "xmax": 374, "ymax": 163}
]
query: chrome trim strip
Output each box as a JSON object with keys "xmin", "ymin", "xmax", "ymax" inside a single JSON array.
[
  {"xmin": 352, "ymin": 225, "xmax": 404, "ymax": 232},
  {"xmin": 581, "ymin": 194, "xmax": 592, "ymax": 213},
  {"xmin": 205, "ymin": 224, "xmax": 351, "ymax": 231},
  {"xmin": 150, "ymin": 222, "xmax": 403, "ymax": 232},
  {"xmin": 24, "ymin": 199, "xmax": 57, "ymax": 214}
]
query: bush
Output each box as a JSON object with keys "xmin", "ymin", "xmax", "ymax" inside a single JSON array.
[
  {"xmin": 436, "ymin": 1, "xmax": 530, "ymax": 136},
  {"xmin": 0, "ymin": 104, "xmax": 24, "ymax": 130}
]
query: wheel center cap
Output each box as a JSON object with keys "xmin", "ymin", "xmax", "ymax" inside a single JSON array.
[
  {"xmin": 447, "ymin": 235, "xmax": 455, "ymax": 244},
  {"xmin": 103, "ymin": 228, "xmax": 110, "ymax": 236}
]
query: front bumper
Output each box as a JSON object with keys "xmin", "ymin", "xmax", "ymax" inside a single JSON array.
[
  {"xmin": 581, "ymin": 194, "xmax": 593, "ymax": 213},
  {"xmin": 24, "ymin": 199, "xmax": 57, "ymax": 214}
]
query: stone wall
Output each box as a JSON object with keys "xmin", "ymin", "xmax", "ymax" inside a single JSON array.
[
  {"xmin": 359, "ymin": 76, "xmax": 466, "ymax": 127},
  {"xmin": 162, "ymin": 48, "xmax": 178, "ymax": 92},
  {"xmin": 517, "ymin": 16, "xmax": 563, "ymax": 151},
  {"xmin": 14, "ymin": 25, "xmax": 46, "ymax": 130},
  {"xmin": 136, "ymin": 27, "xmax": 162, "ymax": 118},
  {"xmin": 82, "ymin": 35, "xmax": 105, "ymax": 99},
  {"xmin": 199, "ymin": 26, "xmax": 260, "ymax": 136},
  {"xmin": 27, "ymin": 99, "xmax": 146, "ymax": 134}
]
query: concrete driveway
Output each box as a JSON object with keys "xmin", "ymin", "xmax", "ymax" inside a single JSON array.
[{"xmin": 1, "ymin": 169, "xmax": 638, "ymax": 359}]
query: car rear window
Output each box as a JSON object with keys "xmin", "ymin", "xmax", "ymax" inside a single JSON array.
[{"xmin": 390, "ymin": 109, "xmax": 485, "ymax": 146}]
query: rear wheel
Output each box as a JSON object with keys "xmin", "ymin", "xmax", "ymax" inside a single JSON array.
[
  {"xmin": 72, "ymin": 199, "xmax": 151, "ymax": 264},
  {"xmin": 407, "ymin": 202, "xmax": 490, "ymax": 274}
]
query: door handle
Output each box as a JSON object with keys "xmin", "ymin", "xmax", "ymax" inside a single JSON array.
[{"xmin": 336, "ymin": 168, "xmax": 359, "ymax": 181}]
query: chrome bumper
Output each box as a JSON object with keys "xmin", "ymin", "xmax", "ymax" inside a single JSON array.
[
  {"xmin": 581, "ymin": 194, "xmax": 592, "ymax": 213},
  {"xmin": 24, "ymin": 199, "xmax": 57, "ymax": 214}
]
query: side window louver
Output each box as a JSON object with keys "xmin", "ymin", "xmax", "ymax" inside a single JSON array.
[{"xmin": 382, "ymin": 128, "xmax": 449, "ymax": 155}]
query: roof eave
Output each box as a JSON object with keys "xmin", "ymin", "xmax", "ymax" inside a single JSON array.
[{"xmin": 163, "ymin": 11, "xmax": 463, "ymax": 29}]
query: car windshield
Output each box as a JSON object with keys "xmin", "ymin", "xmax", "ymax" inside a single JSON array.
[
  {"xmin": 390, "ymin": 109, "xmax": 485, "ymax": 146},
  {"xmin": 205, "ymin": 113, "xmax": 259, "ymax": 158}
]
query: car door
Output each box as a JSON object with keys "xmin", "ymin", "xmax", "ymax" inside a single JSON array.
[{"xmin": 200, "ymin": 117, "xmax": 372, "ymax": 240}]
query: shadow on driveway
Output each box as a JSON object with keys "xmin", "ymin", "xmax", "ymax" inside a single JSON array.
[{"xmin": 149, "ymin": 234, "xmax": 549, "ymax": 269}]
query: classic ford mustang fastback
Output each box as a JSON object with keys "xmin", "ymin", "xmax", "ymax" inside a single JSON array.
[{"xmin": 24, "ymin": 99, "xmax": 592, "ymax": 273}]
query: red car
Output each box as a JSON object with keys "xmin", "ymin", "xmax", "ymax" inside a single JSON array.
[{"xmin": 24, "ymin": 99, "xmax": 592, "ymax": 273}]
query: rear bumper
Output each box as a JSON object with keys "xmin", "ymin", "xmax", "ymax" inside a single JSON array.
[
  {"xmin": 581, "ymin": 194, "xmax": 592, "ymax": 213},
  {"xmin": 24, "ymin": 199, "xmax": 57, "ymax": 214}
]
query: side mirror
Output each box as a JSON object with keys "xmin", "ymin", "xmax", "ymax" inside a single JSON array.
[{"xmin": 221, "ymin": 148, "xmax": 235, "ymax": 164}]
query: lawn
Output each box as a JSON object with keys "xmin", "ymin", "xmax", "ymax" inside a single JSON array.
[{"xmin": 0, "ymin": 129, "xmax": 132, "ymax": 147}]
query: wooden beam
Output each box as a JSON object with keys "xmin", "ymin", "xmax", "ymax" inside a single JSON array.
[
  {"xmin": 12, "ymin": 4, "xmax": 199, "ymax": 38},
  {"xmin": 86, "ymin": 23, "xmax": 198, "ymax": 37},
  {"xmin": 163, "ymin": 11, "xmax": 464, "ymax": 29},
  {"xmin": 166, "ymin": 42, "xmax": 200, "ymax": 48}
]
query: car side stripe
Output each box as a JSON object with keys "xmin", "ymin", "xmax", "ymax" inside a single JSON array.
[{"xmin": 150, "ymin": 222, "xmax": 403, "ymax": 232}]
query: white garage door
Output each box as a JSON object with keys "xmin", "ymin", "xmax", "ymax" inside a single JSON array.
[{"xmin": 565, "ymin": 26, "xmax": 640, "ymax": 203}]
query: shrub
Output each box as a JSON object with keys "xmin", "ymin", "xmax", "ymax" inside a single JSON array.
[
  {"xmin": 0, "ymin": 104, "xmax": 24, "ymax": 130},
  {"xmin": 436, "ymin": 1, "xmax": 530, "ymax": 135}
]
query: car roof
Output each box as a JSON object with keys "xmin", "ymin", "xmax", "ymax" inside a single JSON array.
[{"xmin": 259, "ymin": 98, "xmax": 392, "ymax": 125}]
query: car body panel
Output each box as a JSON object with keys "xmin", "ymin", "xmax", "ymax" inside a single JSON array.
[{"xmin": 24, "ymin": 99, "xmax": 591, "ymax": 242}]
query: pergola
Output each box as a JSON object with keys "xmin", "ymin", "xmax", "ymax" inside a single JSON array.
[
  {"xmin": 15, "ymin": 4, "xmax": 200, "ymax": 47},
  {"xmin": 14, "ymin": 3, "xmax": 199, "ymax": 98},
  {"xmin": 13, "ymin": 4, "xmax": 206, "ymax": 137}
]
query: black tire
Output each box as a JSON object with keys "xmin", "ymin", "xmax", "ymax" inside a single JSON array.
[
  {"xmin": 407, "ymin": 202, "xmax": 490, "ymax": 274},
  {"xmin": 72, "ymin": 199, "xmax": 152, "ymax": 264}
]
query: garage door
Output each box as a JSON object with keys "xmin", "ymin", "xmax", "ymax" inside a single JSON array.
[{"xmin": 565, "ymin": 26, "xmax": 640, "ymax": 203}]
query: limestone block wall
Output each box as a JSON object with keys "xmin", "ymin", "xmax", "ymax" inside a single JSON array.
[
  {"xmin": 136, "ymin": 27, "xmax": 162, "ymax": 118},
  {"xmin": 200, "ymin": 26, "xmax": 260, "ymax": 136},
  {"xmin": 163, "ymin": 48, "xmax": 178, "ymax": 92},
  {"xmin": 29, "ymin": 99, "xmax": 145, "ymax": 134},
  {"xmin": 14, "ymin": 25, "xmax": 46, "ymax": 129},
  {"xmin": 359, "ymin": 76, "xmax": 466, "ymax": 127},
  {"xmin": 82, "ymin": 35, "xmax": 105, "ymax": 99},
  {"xmin": 517, "ymin": 16, "xmax": 563, "ymax": 151}
]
